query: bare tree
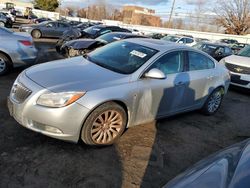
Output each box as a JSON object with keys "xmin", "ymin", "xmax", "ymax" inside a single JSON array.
[{"xmin": 214, "ymin": 0, "xmax": 250, "ymax": 35}]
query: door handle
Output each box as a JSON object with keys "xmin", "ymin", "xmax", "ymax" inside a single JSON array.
[
  {"xmin": 207, "ymin": 75, "xmax": 215, "ymax": 80},
  {"xmin": 175, "ymin": 81, "xmax": 185, "ymax": 86}
]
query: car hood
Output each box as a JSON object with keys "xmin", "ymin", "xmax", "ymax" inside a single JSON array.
[
  {"xmin": 20, "ymin": 24, "xmax": 37, "ymax": 28},
  {"xmin": 64, "ymin": 39, "xmax": 98, "ymax": 50},
  {"xmin": 224, "ymin": 55, "xmax": 250, "ymax": 68},
  {"xmin": 164, "ymin": 139, "xmax": 250, "ymax": 188},
  {"xmin": 25, "ymin": 56, "xmax": 130, "ymax": 93}
]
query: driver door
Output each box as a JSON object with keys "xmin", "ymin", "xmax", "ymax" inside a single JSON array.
[{"xmin": 43, "ymin": 22, "xmax": 57, "ymax": 37}]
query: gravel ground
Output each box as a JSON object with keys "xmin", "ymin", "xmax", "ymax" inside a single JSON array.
[{"xmin": 0, "ymin": 18, "xmax": 249, "ymax": 188}]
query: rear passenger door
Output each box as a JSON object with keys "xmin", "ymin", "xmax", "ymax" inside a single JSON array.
[{"xmin": 183, "ymin": 51, "xmax": 216, "ymax": 108}]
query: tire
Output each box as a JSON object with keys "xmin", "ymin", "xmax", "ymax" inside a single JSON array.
[
  {"xmin": 201, "ymin": 87, "xmax": 224, "ymax": 115},
  {"xmin": 81, "ymin": 102, "xmax": 127, "ymax": 146},
  {"xmin": 0, "ymin": 21, "xmax": 5, "ymax": 27},
  {"xmin": 31, "ymin": 29, "xmax": 42, "ymax": 39},
  {"xmin": 0, "ymin": 53, "xmax": 12, "ymax": 76}
]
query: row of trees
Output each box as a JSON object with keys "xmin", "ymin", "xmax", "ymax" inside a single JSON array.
[{"xmin": 33, "ymin": 0, "xmax": 250, "ymax": 35}]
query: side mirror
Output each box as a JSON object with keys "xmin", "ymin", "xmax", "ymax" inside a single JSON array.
[{"xmin": 144, "ymin": 68, "xmax": 166, "ymax": 79}]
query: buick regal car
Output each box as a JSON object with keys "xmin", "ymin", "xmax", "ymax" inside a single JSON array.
[{"xmin": 8, "ymin": 39, "xmax": 230, "ymax": 145}]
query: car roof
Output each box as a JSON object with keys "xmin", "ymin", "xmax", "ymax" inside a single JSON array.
[{"xmin": 124, "ymin": 38, "xmax": 193, "ymax": 52}]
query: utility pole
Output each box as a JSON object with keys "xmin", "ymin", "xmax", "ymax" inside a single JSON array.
[{"xmin": 168, "ymin": 0, "xmax": 176, "ymax": 28}]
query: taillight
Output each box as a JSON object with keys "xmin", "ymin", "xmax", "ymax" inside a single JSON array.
[{"xmin": 19, "ymin": 40, "xmax": 32, "ymax": 46}]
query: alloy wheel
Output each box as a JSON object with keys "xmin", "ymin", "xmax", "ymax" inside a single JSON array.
[
  {"xmin": 0, "ymin": 57, "xmax": 6, "ymax": 73},
  {"xmin": 91, "ymin": 110, "xmax": 123, "ymax": 144},
  {"xmin": 207, "ymin": 90, "xmax": 222, "ymax": 113},
  {"xmin": 0, "ymin": 22, "xmax": 4, "ymax": 27}
]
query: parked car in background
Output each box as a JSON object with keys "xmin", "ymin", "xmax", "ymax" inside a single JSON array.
[
  {"xmin": 164, "ymin": 139, "xmax": 250, "ymax": 188},
  {"xmin": 0, "ymin": 10, "xmax": 16, "ymax": 22},
  {"xmin": 231, "ymin": 43, "xmax": 247, "ymax": 54},
  {"xmin": 0, "ymin": 12, "xmax": 12, "ymax": 27},
  {"xmin": 59, "ymin": 32, "xmax": 147, "ymax": 57},
  {"xmin": 219, "ymin": 38, "xmax": 238, "ymax": 45},
  {"xmin": 147, "ymin": 33, "xmax": 166, "ymax": 39},
  {"xmin": 220, "ymin": 45, "xmax": 250, "ymax": 89},
  {"xmin": 161, "ymin": 35, "xmax": 197, "ymax": 46},
  {"xmin": 8, "ymin": 39, "xmax": 230, "ymax": 145},
  {"xmin": 19, "ymin": 21, "xmax": 72, "ymax": 38},
  {"xmin": 193, "ymin": 42, "xmax": 233, "ymax": 61},
  {"xmin": 33, "ymin": 17, "xmax": 52, "ymax": 24},
  {"xmin": 56, "ymin": 25, "xmax": 131, "ymax": 52},
  {"xmin": 0, "ymin": 27, "xmax": 37, "ymax": 75}
]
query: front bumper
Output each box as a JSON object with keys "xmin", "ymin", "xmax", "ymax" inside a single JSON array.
[
  {"xmin": 230, "ymin": 72, "xmax": 250, "ymax": 89},
  {"xmin": 8, "ymin": 72, "xmax": 91, "ymax": 142}
]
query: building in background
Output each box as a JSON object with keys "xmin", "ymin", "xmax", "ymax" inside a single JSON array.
[
  {"xmin": 123, "ymin": 5, "xmax": 161, "ymax": 27},
  {"xmin": 0, "ymin": 0, "xmax": 33, "ymax": 10}
]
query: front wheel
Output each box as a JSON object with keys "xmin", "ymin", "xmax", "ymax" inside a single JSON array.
[
  {"xmin": 31, "ymin": 29, "xmax": 41, "ymax": 39},
  {"xmin": 0, "ymin": 53, "xmax": 12, "ymax": 76},
  {"xmin": 81, "ymin": 102, "xmax": 127, "ymax": 146},
  {"xmin": 201, "ymin": 88, "xmax": 224, "ymax": 115}
]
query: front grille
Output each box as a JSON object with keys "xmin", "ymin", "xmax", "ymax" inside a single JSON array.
[
  {"xmin": 11, "ymin": 83, "xmax": 32, "ymax": 103},
  {"xmin": 231, "ymin": 74, "xmax": 250, "ymax": 85},
  {"xmin": 225, "ymin": 63, "xmax": 250, "ymax": 74}
]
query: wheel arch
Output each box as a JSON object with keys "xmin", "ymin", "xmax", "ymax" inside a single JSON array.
[
  {"xmin": 78, "ymin": 99, "xmax": 130, "ymax": 142},
  {"xmin": 0, "ymin": 50, "xmax": 13, "ymax": 65}
]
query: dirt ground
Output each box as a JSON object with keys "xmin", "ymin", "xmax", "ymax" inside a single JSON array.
[{"xmin": 0, "ymin": 19, "xmax": 250, "ymax": 188}]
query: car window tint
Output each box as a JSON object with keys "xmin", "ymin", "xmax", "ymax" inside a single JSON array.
[
  {"xmin": 188, "ymin": 51, "xmax": 215, "ymax": 71},
  {"xmin": 150, "ymin": 51, "xmax": 184, "ymax": 75},
  {"xmin": 58, "ymin": 23, "xmax": 68, "ymax": 28},
  {"xmin": 224, "ymin": 47, "xmax": 232, "ymax": 54},
  {"xmin": 46, "ymin": 22, "xmax": 56, "ymax": 27},
  {"xmin": 186, "ymin": 38, "xmax": 194, "ymax": 43}
]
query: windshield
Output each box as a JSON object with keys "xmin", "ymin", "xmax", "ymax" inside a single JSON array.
[
  {"xmin": 84, "ymin": 26, "xmax": 101, "ymax": 35},
  {"xmin": 237, "ymin": 45, "xmax": 250, "ymax": 57},
  {"xmin": 162, "ymin": 35, "xmax": 180, "ymax": 42},
  {"xmin": 96, "ymin": 33, "xmax": 124, "ymax": 44},
  {"xmin": 87, "ymin": 41, "xmax": 158, "ymax": 74}
]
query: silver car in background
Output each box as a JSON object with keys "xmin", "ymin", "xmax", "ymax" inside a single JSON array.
[
  {"xmin": 0, "ymin": 27, "xmax": 37, "ymax": 75},
  {"xmin": 8, "ymin": 39, "xmax": 230, "ymax": 146}
]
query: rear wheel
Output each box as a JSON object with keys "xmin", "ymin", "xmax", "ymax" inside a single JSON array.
[
  {"xmin": 81, "ymin": 102, "xmax": 127, "ymax": 146},
  {"xmin": 31, "ymin": 29, "xmax": 41, "ymax": 39},
  {"xmin": 0, "ymin": 21, "xmax": 4, "ymax": 27},
  {"xmin": 0, "ymin": 53, "xmax": 12, "ymax": 76},
  {"xmin": 201, "ymin": 88, "xmax": 224, "ymax": 115}
]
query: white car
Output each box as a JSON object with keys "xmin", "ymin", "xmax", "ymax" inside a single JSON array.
[
  {"xmin": 162, "ymin": 35, "xmax": 197, "ymax": 46},
  {"xmin": 220, "ymin": 45, "xmax": 250, "ymax": 89}
]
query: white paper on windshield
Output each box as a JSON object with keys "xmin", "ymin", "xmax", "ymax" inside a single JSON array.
[{"xmin": 130, "ymin": 50, "xmax": 147, "ymax": 58}]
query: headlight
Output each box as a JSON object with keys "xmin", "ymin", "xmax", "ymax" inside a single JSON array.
[{"xmin": 37, "ymin": 92, "xmax": 85, "ymax": 108}]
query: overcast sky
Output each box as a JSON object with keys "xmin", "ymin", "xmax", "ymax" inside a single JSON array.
[{"xmin": 60, "ymin": 0, "xmax": 213, "ymax": 13}]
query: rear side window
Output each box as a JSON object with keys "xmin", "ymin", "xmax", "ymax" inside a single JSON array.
[
  {"xmin": 150, "ymin": 51, "xmax": 185, "ymax": 75},
  {"xmin": 188, "ymin": 51, "xmax": 215, "ymax": 71},
  {"xmin": 186, "ymin": 38, "xmax": 194, "ymax": 43}
]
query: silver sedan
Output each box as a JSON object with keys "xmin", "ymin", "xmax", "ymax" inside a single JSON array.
[
  {"xmin": 8, "ymin": 39, "xmax": 230, "ymax": 145},
  {"xmin": 0, "ymin": 27, "xmax": 37, "ymax": 75}
]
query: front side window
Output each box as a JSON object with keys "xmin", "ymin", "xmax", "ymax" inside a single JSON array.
[
  {"xmin": 87, "ymin": 41, "xmax": 158, "ymax": 74},
  {"xmin": 186, "ymin": 38, "xmax": 194, "ymax": 43},
  {"xmin": 150, "ymin": 51, "xmax": 185, "ymax": 75},
  {"xmin": 188, "ymin": 51, "xmax": 215, "ymax": 71}
]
